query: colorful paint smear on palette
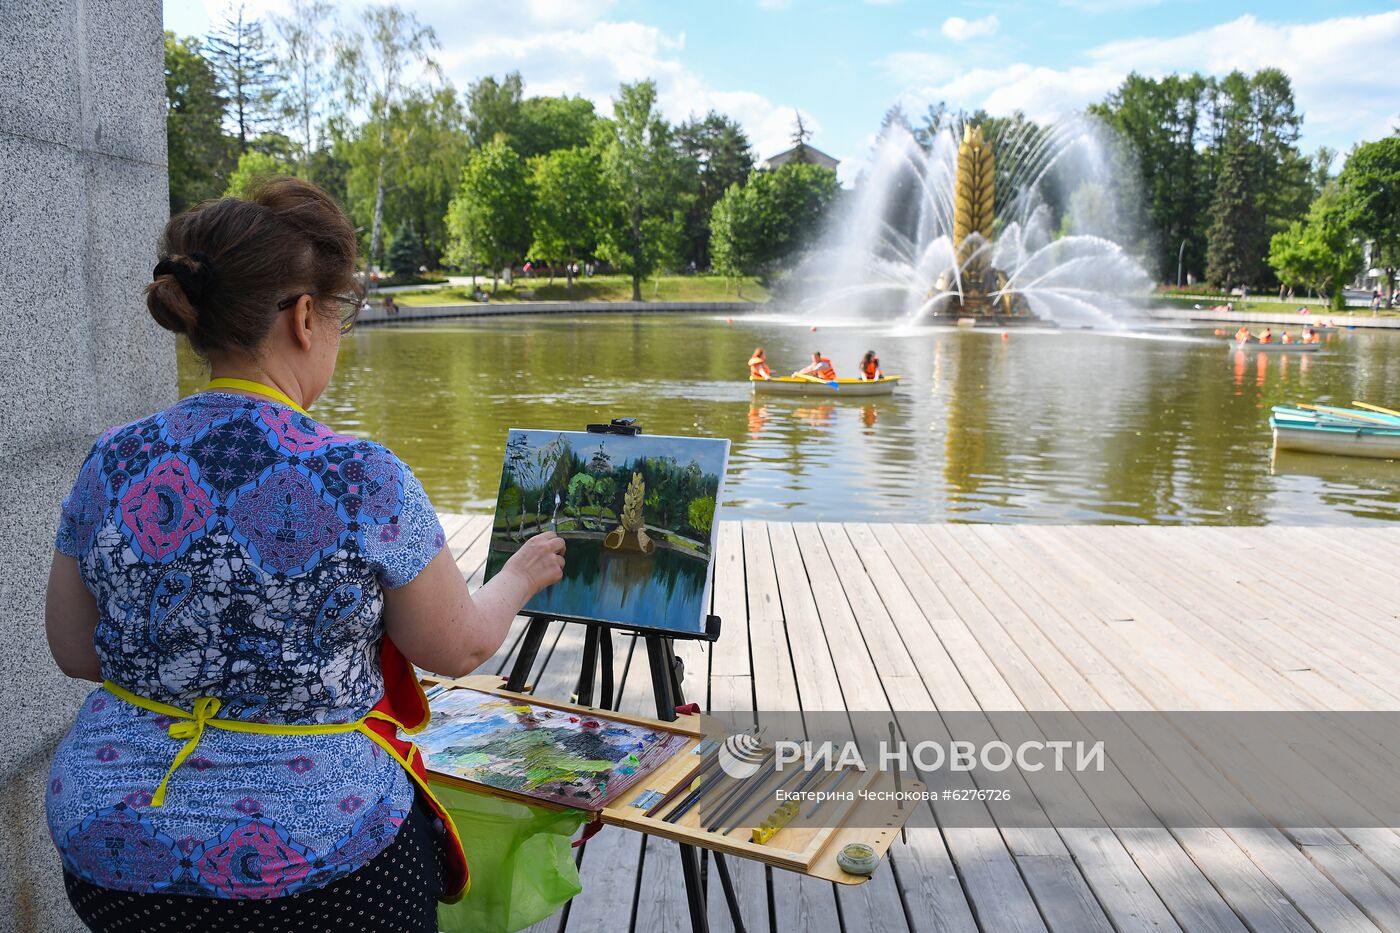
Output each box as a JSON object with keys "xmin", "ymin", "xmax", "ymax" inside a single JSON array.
[{"xmin": 418, "ymin": 688, "xmax": 690, "ymax": 810}]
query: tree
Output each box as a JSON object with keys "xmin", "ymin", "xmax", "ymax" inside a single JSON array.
[
  {"xmin": 675, "ymin": 111, "xmax": 754, "ymax": 269},
  {"xmin": 1338, "ymin": 136, "xmax": 1400, "ymax": 304},
  {"xmin": 164, "ymin": 32, "xmax": 234, "ymax": 213},
  {"xmin": 710, "ymin": 162, "xmax": 839, "ymax": 281},
  {"xmin": 787, "ymin": 110, "xmax": 814, "ymax": 163},
  {"xmin": 464, "ymin": 72, "xmax": 523, "ymax": 149},
  {"xmin": 529, "ymin": 146, "xmax": 607, "ymax": 287},
  {"xmin": 386, "ymin": 224, "xmax": 424, "ymax": 276},
  {"xmin": 270, "ymin": 0, "xmax": 334, "ymax": 175},
  {"xmin": 1091, "ymin": 72, "xmax": 1211, "ymax": 280},
  {"xmin": 516, "ymin": 96, "xmax": 599, "ymax": 158},
  {"xmin": 1268, "ymin": 185, "xmax": 1363, "ymax": 308},
  {"xmin": 205, "ymin": 4, "xmax": 280, "ymax": 153},
  {"xmin": 596, "ymin": 81, "xmax": 689, "ymax": 301},
  {"xmin": 444, "ymin": 139, "xmax": 532, "ymax": 290},
  {"xmin": 1206, "ymin": 132, "xmax": 1263, "ymax": 289},
  {"xmin": 336, "ymin": 3, "xmax": 441, "ymax": 270},
  {"xmin": 223, "ymin": 150, "xmax": 292, "ymax": 198}
]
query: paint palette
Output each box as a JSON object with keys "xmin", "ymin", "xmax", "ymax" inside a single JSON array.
[{"xmin": 417, "ymin": 687, "xmax": 691, "ymax": 810}]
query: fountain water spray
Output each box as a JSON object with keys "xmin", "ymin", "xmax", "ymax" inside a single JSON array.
[{"xmin": 795, "ymin": 116, "xmax": 1153, "ymax": 328}]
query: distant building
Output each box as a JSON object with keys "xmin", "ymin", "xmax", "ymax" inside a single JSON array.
[{"xmin": 759, "ymin": 143, "xmax": 840, "ymax": 173}]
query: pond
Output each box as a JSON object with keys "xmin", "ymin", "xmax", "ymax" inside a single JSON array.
[{"xmin": 178, "ymin": 313, "xmax": 1400, "ymax": 525}]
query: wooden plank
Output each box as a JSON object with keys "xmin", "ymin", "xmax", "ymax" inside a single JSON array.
[
  {"xmin": 744, "ymin": 521, "xmax": 842, "ymax": 933},
  {"xmin": 915, "ymin": 525, "xmax": 1231, "ymax": 933},
  {"xmin": 966, "ymin": 525, "xmax": 1330, "ymax": 933},
  {"xmin": 1000, "ymin": 526, "xmax": 1384, "ymax": 933}
]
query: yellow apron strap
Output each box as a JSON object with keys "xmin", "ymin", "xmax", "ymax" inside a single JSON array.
[
  {"xmin": 103, "ymin": 681, "xmax": 368, "ymax": 807},
  {"xmin": 203, "ymin": 378, "xmax": 308, "ymax": 415}
]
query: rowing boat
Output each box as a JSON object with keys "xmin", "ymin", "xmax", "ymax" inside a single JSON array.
[
  {"xmin": 1228, "ymin": 340, "xmax": 1321, "ymax": 352},
  {"xmin": 750, "ymin": 375, "xmax": 901, "ymax": 396},
  {"xmin": 1271, "ymin": 404, "xmax": 1400, "ymax": 460}
]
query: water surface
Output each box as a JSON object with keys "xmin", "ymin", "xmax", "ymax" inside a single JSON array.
[{"xmin": 179, "ymin": 314, "xmax": 1400, "ymax": 524}]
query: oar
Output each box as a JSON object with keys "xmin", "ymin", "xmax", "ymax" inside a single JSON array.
[
  {"xmin": 794, "ymin": 373, "xmax": 839, "ymax": 389},
  {"xmin": 1299, "ymin": 404, "xmax": 1398, "ymax": 426},
  {"xmin": 1353, "ymin": 401, "xmax": 1400, "ymax": 419}
]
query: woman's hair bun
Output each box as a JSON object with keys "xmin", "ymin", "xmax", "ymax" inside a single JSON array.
[{"xmin": 146, "ymin": 253, "xmax": 212, "ymax": 337}]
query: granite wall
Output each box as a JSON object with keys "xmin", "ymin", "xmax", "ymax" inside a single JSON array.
[{"xmin": 0, "ymin": 2, "xmax": 172, "ymax": 929}]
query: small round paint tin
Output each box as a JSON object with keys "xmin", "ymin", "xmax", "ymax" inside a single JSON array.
[{"xmin": 836, "ymin": 842, "xmax": 877, "ymax": 875}]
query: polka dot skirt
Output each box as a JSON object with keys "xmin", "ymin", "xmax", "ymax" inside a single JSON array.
[{"xmin": 65, "ymin": 793, "xmax": 447, "ymax": 932}]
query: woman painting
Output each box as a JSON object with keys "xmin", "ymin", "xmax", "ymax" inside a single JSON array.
[{"xmin": 44, "ymin": 178, "xmax": 565, "ymax": 931}]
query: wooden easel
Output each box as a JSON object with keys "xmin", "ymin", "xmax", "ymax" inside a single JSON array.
[{"xmin": 500, "ymin": 418, "xmax": 744, "ymax": 933}]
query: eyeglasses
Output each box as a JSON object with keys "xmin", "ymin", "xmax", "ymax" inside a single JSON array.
[{"xmin": 277, "ymin": 289, "xmax": 366, "ymax": 335}]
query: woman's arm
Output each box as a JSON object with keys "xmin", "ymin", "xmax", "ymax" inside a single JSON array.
[
  {"xmin": 383, "ymin": 532, "xmax": 565, "ymax": 678},
  {"xmin": 46, "ymin": 553, "xmax": 102, "ymax": 681}
]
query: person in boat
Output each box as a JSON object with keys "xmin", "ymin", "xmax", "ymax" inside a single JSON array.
[
  {"xmin": 748, "ymin": 347, "xmax": 772, "ymax": 380},
  {"xmin": 794, "ymin": 351, "xmax": 837, "ymax": 381},
  {"xmin": 857, "ymin": 350, "xmax": 883, "ymax": 381},
  {"xmin": 1281, "ymin": 331, "xmax": 1293, "ymax": 344},
  {"xmin": 43, "ymin": 177, "xmax": 567, "ymax": 928},
  {"xmin": 1234, "ymin": 326, "xmax": 1251, "ymax": 344},
  {"xmin": 1258, "ymin": 327, "xmax": 1272, "ymax": 343}
]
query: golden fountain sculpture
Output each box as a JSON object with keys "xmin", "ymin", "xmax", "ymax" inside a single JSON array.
[
  {"xmin": 934, "ymin": 126, "xmax": 1031, "ymax": 320},
  {"xmin": 604, "ymin": 472, "xmax": 655, "ymax": 554}
]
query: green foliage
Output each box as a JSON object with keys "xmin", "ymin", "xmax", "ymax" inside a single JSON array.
[
  {"xmin": 164, "ymin": 32, "xmax": 234, "ymax": 213},
  {"xmin": 687, "ymin": 496, "xmax": 715, "ymax": 536},
  {"xmin": 269, "ymin": 0, "xmax": 334, "ymax": 174},
  {"xmin": 1337, "ymin": 136, "xmax": 1400, "ymax": 294},
  {"xmin": 223, "ymin": 149, "xmax": 293, "ymax": 198},
  {"xmin": 1205, "ymin": 134, "xmax": 1263, "ymax": 288},
  {"xmin": 444, "ymin": 139, "xmax": 533, "ymax": 286},
  {"xmin": 334, "ymin": 4, "xmax": 442, "ymax": 268},
  {"xmin": 1268, "ymin": 185, "xmax": 1362, "ymax": 309},
  {"xmin": 709, "ymin": 162, "xmax": 839, "ymax": 279},
  {"xmin": 1092, "ymin": 68, "xmax": 1311, "ymax": 285},
  {"xmin": 205, "ymin": 4, "xmax": 281, "ymax": 153},
  {"xmin": 465, "ymin": 72, "xmax": 523, "ymax": 149},
  {"xmin": 596, "ymin": 81, "xmax": 690, "ymax": 301},
  {"xmin": 529, "ymin": 146, "xmax": 607, "ymax": 276},
  {"xmin": 387, "ymin": 225, "xmax": 425, "ymax": 276},
  {"xmin": 517, "ymin": 96, "xmax": 599, "ymax": 159},
  {"xmin": 675, "ymin": 112, "xmax": 755, "ymax": 269}
]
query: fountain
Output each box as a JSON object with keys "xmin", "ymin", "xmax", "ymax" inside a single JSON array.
[{"xmin": 797, "ymin": 116, "xmax": 1153, "ymax": 327}]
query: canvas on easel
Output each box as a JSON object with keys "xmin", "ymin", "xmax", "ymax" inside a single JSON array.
[{"xmin": 483, "ymin": 428, "xmax": 730, "ymax": 637}]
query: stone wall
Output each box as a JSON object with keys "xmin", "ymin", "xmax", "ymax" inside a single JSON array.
[{"xmin": 0, "ymin": 2, "xmax": 172, "ymax": 929}]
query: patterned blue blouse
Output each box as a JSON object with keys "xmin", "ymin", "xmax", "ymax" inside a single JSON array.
[{"xmin": 46, "ymin": 391, "xmax": 445, "ymax": 899}]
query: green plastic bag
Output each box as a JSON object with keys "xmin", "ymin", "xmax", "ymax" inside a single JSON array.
[{"xmin": 432, "ymin": 780, "xmax": 588, "ymax": 933}]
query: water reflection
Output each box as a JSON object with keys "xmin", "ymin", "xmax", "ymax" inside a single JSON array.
[{"xmin": 177, "ymin": 314, "xmax": 1400, "ymax": 525}]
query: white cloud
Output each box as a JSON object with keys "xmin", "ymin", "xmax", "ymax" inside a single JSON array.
[
  {"xmin": 756, "ymin": 0, "xmax": 794, "ymax": 9},
  {"xmin": 897, "ymin": 11, "xmax": 1400, "ymax": 153},
  {"xmin": 878, "ymin": 51, "xmax": 953, "ymax": 85},
  {"xmin": 940, "ymin": 14, "xmax": 999, "ymax": 41}
]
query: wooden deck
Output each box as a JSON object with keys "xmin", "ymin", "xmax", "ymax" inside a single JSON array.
[{"xmin": 438, "ymin": 514, "xmax": 1400, "ymax": 933}]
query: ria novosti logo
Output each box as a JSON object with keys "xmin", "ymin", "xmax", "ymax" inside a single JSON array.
[{"xmin": 718, "ymin": 732, "xmax": 766, "ymax": 779}]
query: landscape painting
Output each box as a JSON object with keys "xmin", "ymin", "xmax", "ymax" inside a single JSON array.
[
  {"xmin": 418, "ymin": 687, "xmax": 690, "ymax": 810},
  {"xmin": 484, "ymin": 429, "xmax": 730, "ymax": 636}
]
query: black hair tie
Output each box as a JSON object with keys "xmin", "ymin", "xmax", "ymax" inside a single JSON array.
[{"xmin": 153, "ymin": 251, "xmax": 215, "ymax": 304}]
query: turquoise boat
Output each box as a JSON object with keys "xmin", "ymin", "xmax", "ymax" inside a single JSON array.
[{"xmin": 1271, "ymin": 404, "xmax": 1400, "ymax": 460}]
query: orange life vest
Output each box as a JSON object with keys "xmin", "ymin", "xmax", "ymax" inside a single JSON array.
[
  {"xmin": 860, "ymin": 359, "xmax": 880, "ymax": 380},
  {"xmin": 814, "ymin": 357, "xmax": 836, "ymax": 380},
  {"xmin": 748, "ymin": 357, "xmax": 771, "ymax": 379}
]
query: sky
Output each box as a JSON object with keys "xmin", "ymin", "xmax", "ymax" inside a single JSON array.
[{"xmin": 165, "ymin": 1, "xmax": 1400, "ymax": 184}]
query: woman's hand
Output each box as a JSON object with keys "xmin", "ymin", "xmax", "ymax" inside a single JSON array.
[
  {"xmin": 504, "ymin": 532, "xmax": 566, "ymax": 595},
  {"xmin": 384, "ymin": 532, "xmax": 565, "ymax": 679}
]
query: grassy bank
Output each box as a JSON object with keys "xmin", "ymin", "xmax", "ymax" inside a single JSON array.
[{"xmin": 393, "ymin": 274, "xmax": 768, "ymax": 307}]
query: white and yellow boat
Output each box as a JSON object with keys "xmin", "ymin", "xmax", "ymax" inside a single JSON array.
[{"xmin": 749, "ymin": 375, "xmax": 901, "ymax": 397}]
